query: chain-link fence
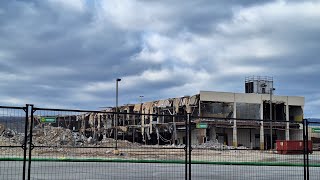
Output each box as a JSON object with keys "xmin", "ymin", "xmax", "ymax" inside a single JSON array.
[
  {"xmin": 0, "ymin": 104, "xmax": 318, "ymax": 179},
  {"xmin": 0, "ymin": 105, "xmax": 28, "ymax": 180}
]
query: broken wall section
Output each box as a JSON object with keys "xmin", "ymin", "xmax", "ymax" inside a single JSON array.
[
  {"xmin": 289, "ymin": 106, "xmax": 303, "ymax": 122},
  {"xmin": 236, "ymin": 103, "xmax": 260, "ymax": 120},
  {"xmin": 263, "ymin": 101, "xmax": 286, "ymax": 121},
  {"xmin": 200, "ymin": 102, "xmax": 233, "ymax": 118}
]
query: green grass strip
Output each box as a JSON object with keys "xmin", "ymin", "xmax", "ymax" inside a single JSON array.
[
  {"xmin": 191, "ymin": 160, "xmax": 315, "ymax": 167},
  {"xmin": 1, "ymin": 157, "xmax": 320, "ymax": 167}
]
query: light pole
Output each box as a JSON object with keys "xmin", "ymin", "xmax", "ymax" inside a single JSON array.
[
  {"xmin": 139, "ymin": 96, "xmax": 144, "ymax": 104},
  {"xmin": 139, "ymin": 96, "xmax": 147, "ymax": 144},
  {"xmin": 115, "ymin": 78, "xmax": 121, "ymax": 150},
  {"xmin": 270, "ymin": 87, "xmax": 275, "ymax": 150}
]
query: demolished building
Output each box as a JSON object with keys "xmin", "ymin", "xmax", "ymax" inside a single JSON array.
[{"xmin": 32, "ymin": 76, "xmax": 304, "ymax": 150}]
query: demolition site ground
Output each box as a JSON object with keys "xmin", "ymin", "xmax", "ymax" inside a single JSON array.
[{"xmin": 1, "ymin": 125, "xmax": 319, "ymax": 165}]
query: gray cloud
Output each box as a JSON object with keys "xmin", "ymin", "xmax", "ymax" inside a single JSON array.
[{"xmin": 0, "ymin": 0, "xmax": 319, "ymax": 117}]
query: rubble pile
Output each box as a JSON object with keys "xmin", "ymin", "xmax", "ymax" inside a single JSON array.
[
  {"xmin": 195, "ymin": 140, "xmax": 249, "ymax": 150},
  {"xmin": 32, "ymin": 125, "xmax": 139, "ymax": 147},
  {"xmin": 0, "ymin": 123, "xmax": 5, "ymax": 134},
  {"xmin": 33, "ymin": 126, "xmax": 76, "ymax": 146},
  {"xmin": 195, "ymin": 140, "xmax": 228, "ymax": 149},
  {"xmin": 0, "ymin": 125, "xmax": 248, "ymax": 150},
  {"xmin": 0, "ymin": 128, "xmax": 24, "ymax": 146},
  {"xmin": 0, "ymin": 124, "xmax": 140, "ymax": 148}
]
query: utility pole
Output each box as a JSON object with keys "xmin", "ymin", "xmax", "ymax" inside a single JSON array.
[
  {"xmin": 139, "ymin": 96, "xmax": 146, "ymax": 145},
  {"xmin": 270, "ymin": 87, "xmax": 275, "ymax": 150},
  {"xmin": 115, "ymin": 78, "xmax": 121, "ymax": 153}
]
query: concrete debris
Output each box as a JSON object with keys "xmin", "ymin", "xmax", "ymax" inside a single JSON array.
[
  {"xmin": 0, "ymin": 123, "xmax": 5, "ymax": 134},
  {"xmin": 194, "ymin": 140, "xmax": 249, "ymax": 150},
  {"xmin": 87, "ymin": 136, "xmax": 93, "ymax": 144},
  {"xmin": 2, "ymin": 128, "xmax": 16, "ymax": 138},
  {"xmin": 118, "ymin": 126, "xmax": 128, "ymax": 132},
  {"xmin": 0, "ymin": 128, "xmax": 24, "ymax": 145},
  {"xmin": 31, "ymin": 125, "xmax": 140, "ymax": 147},
  {"xmin": 0, "ymin": 125, "xmax": 248, "ymax": 150},
  {"xmin": 32, "ymin": 126, "xmax": 74, "ymax": 146},
  {"xmin": 119, "ymin": 152, "xmax": 127, "ymax": 156}
]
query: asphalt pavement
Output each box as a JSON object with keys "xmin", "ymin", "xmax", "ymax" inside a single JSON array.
[{"xmin": 1, "ymin": 161, "xmax": 319, "ymax": 180}]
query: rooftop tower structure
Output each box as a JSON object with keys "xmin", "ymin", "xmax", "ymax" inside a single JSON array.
[{"xmin": 245, "ymin": 76, "xmax": 274, "ymax": 94}]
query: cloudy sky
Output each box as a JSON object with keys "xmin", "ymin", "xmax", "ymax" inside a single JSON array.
[{"xmin": 0, "ymin": 0, "xmax": 319, "ymax": 117}]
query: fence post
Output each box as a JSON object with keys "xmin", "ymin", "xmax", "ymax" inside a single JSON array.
[
  {"xmin": 27, "ymin": 104, "xmax": 35, "ymax": 180},
  {"xmin": 185, "ymin": 114, "xmax": 188, "ymax": 180},
  {"xmin": 303, "ymin": 119, "xmax": 307, "ymax": 180},
  {"xmin": 22, "ymin": 104, "xmax": 30, "ymax": 180},
  {"xmin": 188, "ymin": 113, "xmax": 192, "ymax": 180},
  {"xmin": 305, "ymin": 119, "xmax": 309, "ymax": 180}
]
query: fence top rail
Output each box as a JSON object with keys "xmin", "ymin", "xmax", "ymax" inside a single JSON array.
[
  {"xmin": 0, "ymin": 105, "xmax": 26, "ymax": 110},
  {"xmin": 32, "ymin": 107, "xmax": 187, "ymax": 117},
  {"xmin": 307, "ymin": 121, "xmax": 320, "ymax": 125},
  {"xmin": 33, "ymin": 107, "xmax": 108, "ymax": 113}
]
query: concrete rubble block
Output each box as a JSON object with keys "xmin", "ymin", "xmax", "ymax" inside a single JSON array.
[
  {"xmin": 2, "ymin": 128, "xmax": 16, "ymax": 138},
  {"xmin": 32, "ymin": 125, "xmax": 77, "ymax": 146},
  {"xmin": 195, "ymin": 139, "xmax": 249, "ymax": 150},
  {"xmin": 0, "ymin": 128, "xmax": 24, "ymax": 145},
  {"xmin": 0, "ymin": 123, "xmax": 5, "ymax": 134}
]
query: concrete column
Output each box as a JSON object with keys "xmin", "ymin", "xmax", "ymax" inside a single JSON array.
[
  {"xmin": 260, "ymin": 103, "xmax": 264, "ymax": 150},
  {"xmin": 198, "ymin": 129, "xmax": 206, "ymax": 144},
  {"xmin": 157, "ymin": 107, "xmax": 160, "ymax": 124},
  {"xmin": 141, "ymin": 110, "xmax": 145, "ymax": 137},
  {"xmin": 249, "ymin": 129, "xmax": 253, "ymax": 149},
  {"xmin": 286, "ymin": 103, "xmax": 290, "ymax": 140},
  {"xmin": 210, "ymin": 127, "xmax": 216, "ymax": 141},
  {"xmin": 233, "ymin": 102, "xmax": 237, "ymax": 147},
  {"xmin": 149, "ymin": 109, "xmax": 153, "ymax": 134},
  {"xmin": 172, "ymin": 116, "xmax": 177, "ymax": 144}
]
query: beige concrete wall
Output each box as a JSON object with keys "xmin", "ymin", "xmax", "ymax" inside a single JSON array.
[
  {"xmin": 235, "ymin": 93, "xmax": 261, "ymax": 104},
  {"xmin": 200, "ymin": 91, "xmax": 304, "ymax": 106},
  {"xmin": 288, "ymin": 96, "xmax": 305, "ymax": 106},
  {"xmin": 261, "ymin": 94, "xmax": 288, "ymax": 102},
  {"xmin": 200, "ymin": 91, "xmax": 235, "ymax": 102}
]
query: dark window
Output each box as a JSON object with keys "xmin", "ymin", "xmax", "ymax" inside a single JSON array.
[{"xmin": 245, "ymin": 82, "xmax": 254, "ymax": 93}]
